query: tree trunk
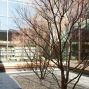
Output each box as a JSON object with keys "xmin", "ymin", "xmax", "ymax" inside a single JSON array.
[
  {"xmin": 61, "ymin": 83, "xmax": 67, "ymax": 89},
  {"xmin": 78, "ymin": 29, "xmax": 81, "ymax": 63},
  {"xmin": 61, "ymin": 75, "xmax": 67, "ymax": 89}
]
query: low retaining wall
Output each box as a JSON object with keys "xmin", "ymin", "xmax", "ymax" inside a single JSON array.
[{"xmin": 0, "ymin": 62, "xmax": 89, "ymax": 75}]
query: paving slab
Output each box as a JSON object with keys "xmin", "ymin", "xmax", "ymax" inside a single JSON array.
[{"xmin": 0, "ymin": 73, "xmax": 21, "ymax": 89}]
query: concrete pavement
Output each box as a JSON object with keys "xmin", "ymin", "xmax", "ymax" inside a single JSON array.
[
  {"xmin": 54, "ymin": 69, "xmax": 89, "ymax": 89},
  {"xmin": 9, "ymin": 69, "xmax": 89, "ymax": 89},
  {"xmin": 0, "ymin": 73, "xmax": 21, "ymax": 89}
]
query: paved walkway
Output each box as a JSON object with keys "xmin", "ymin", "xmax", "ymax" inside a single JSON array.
[
  {"xmin": 0, "ymin": 73, "xmax": 21, "ymax": 89},
  {"xmin": 54, "ymin": 69, "xmax": 89, "ymax": 89},
  {"xmin": 9, "ymin": 70, "xmax": 89, "ymax": 89}
]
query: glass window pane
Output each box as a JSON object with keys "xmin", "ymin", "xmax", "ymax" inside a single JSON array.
[
  {"xmin": 23, "ymin": 4, "xmax": 36, "ymax": 17},
  {"xmin": 0, "ymin": 1, "xmax": 7, "ymax": 16},
  {"xmin": 8, "ymin": 18, "xmax": 18, "ymax": 30},
  {"xmin": 0, "ymin": 17, "xmax": 7, "ymax": 30},
  {"xmin": 8, "ymin": 2, "xmax": 23, "ymax": 18}
]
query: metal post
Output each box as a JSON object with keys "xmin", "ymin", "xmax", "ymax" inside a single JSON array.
[{"xmin": 6, "ymin": 0, "xmax": 8, "ymax": 61}]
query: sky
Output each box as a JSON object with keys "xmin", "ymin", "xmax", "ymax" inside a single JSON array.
[{"xmin": 0, "ymin": 0, "xmax": 35, "ymax": 31}]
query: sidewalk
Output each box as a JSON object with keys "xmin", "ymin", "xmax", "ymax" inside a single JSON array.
[
  {"xmin": 69, "ymin": 61, "xmax": 89, "ymax": 75},
  {"xmin": 0, "ymin": 73, "xmax": 21, "ymax": 89}
]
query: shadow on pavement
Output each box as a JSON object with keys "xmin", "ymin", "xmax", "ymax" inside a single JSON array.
[{"xmin": 0, "ymin": 73, "xmax": 22, "ymax": 89}]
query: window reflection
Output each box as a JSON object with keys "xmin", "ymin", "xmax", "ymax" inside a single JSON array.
[
  {"xmin": 0, "ymin": 1, "xmax": 7, "ymax": 17},
  {"xmin": 0, "ymin": 0, "xmax": 34, "ymax": 62},
  {"xmin": 8, "ymin": 1, "xmax": 23, "ymax": 18},
  {"xmin": 0, "ymin": 17, "xmax": 7, "ymax": 30}
]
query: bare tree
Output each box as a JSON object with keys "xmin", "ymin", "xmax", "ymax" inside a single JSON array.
[
  {"xmin": 13, "ymin": 19, "xmax": 51, "ymax": 80},
  {"xmin": 14, "ymin": 0, "xmax": 89, "ymax": 89}
]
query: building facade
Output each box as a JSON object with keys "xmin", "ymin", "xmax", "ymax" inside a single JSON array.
[
  {"xmin": 0, "ymin": 0, "xmax": 34, "ymax": 62},
  {"xmin": 0, "ymin": 30, "xmax": 37, "ymax": 62}
]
